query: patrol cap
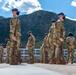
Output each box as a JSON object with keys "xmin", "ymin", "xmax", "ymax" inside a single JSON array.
[
  {"xmin": 51, "ymin": 19, "xmax": 56, "ymax": 23},
  {"xmin": 58, "ymin": 12, "xmax": 65, "ymax": 16},
  {"xmin": 68, "ymin": 32, "xmax": 73, "ymax": 36},
  {"xmin": 12, "ymin": 8, "xmax": 18, "ymax": 12},
  {"xmin": 28, "ymin": 31, "xmax": 32, "ymax": 35}
]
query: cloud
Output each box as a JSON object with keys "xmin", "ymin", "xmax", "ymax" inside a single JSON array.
[
  {"xmin": 50, "ymin": 10, "xmax": 53, "ymax": 12},
  {"xmin": 71, "ymin": 0, "xmax": 76, "ymax": 7},
  {"xmin": 66, "ymin": 16, "xmax": 76, "ymax": 21},
  {"xmin": 1, "ymin": 0, "xmax": 42, "ymax": 14},
  {"xmin": 0, "ymin": 0, "xmax": 2, "ymax": 2}
]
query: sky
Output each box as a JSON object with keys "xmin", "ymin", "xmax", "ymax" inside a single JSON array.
[{"xmin": 0, "ymin": 0, "xmax": 76, "ymax": 20}]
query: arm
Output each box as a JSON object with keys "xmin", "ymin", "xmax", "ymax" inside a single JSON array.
[
  {"xmin": 10, "ymin": 18, "xmax": 16, "ymax": 41},
  {"xmin": 61, "ymin": 23, "xmax": 65, "ymax": 39},
  {"xmin": 26, "ymin": 37, "xmax": 31, "ymax": 48},
  {"xmin": 16, "ymin": 19, "xmax": 21, "ymax": 37}
]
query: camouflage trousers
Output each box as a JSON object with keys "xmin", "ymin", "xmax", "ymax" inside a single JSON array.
[
  {"xmin": 28, "ymin": 47, "xmax": 34, "ymax": 64},
  {"xmin": 10, "ymin": 36, "xmax": 21, "ymax": 65},
  {"xmin": 44, "ymin": 50, "xmax": 48, "ymax": 63},
  {"xmin": 44, "ymin": 47, "xmax": 48, "ymax": 63},
  {"xmin": 55, "ymin": 40, "xmax": 65, "ymax": 64},
  {"xmin": 0, "ymin": 54, "xmax": 3, "ymax": 63},
  {"xmin": 67, "ymin": 46, "xmax": 74, "ymax": 64},
  {"xmin": 10, "ymin": 38, "xmax": 20, "ymax": 65},
  {"xmin": 40, "ymin": 51, "xmax": 48, "ymax": 63},
  {"xmin": 49, "ymin": 45, "xmax": 55, "ymax": 64},
  {"xmin": 40, "ymin": 50, "xmax": 45, "ymax": 63},
  {"xmin": 10, "ymin": 47, "xmax": 18, "ymax": 65},
  {"xmin": 6, "ymin": 48, "xmax": 10, "ymax": 64},
  {"xmin": 40, "ymin": 49, "xmax": 48, "ymax": 63},
  {"xmin": 22, "ymin": 56, "xmax": 26, "ymax": 63},
  {"xmin": 17, "ymin": 49, "xmax": 21, "ymax": 63}
]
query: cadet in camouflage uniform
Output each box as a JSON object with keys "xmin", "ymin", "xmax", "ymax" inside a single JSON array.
[
  {"xmin": 48, "ymin": 19, "xmax": 57, "ymax": 64},
  {"xmin": 66, "ymin": 32, "xmax": 75, "ymax": 64},
  {"xmin": 5, "ymin": 38, "xmax": 11, "ymax": 64},
  {"xmin": 10, "ymin": 8, "xmax": 21, "ymax": 65},
  {"xmin": 40, "ymin": 44, "xmax": 45, "ymax": 63},
  {"xmin": 42, "ymin": 33, "xmax": 49, "ymax": 63},
  {"xmin": 55, "ymin": 12, "xmax": 66, "ymax": 64},
  {"xmin": 0, "ymin": 44, "xmax": 4, "ymax": 63},
  {"xmin": 26, "ymin": 31, "xmax": 35, "ymax": 64}
]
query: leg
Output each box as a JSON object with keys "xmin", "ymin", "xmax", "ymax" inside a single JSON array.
[
  {"xmin": 16, "ymin": 37, "xmax": 21, "ymax": 64},
  {"xmin": 40, "ymin": 51, "xmax": 43, "ymax": 63},
  {"xmin": 67, "ymin": 50, "xmax": 70, "ymax": 63},
  {"xmin": 55, "ymin": 44, "xmax": 62, "ymax": 64},
  {"xmin": 6, "ymin": 48, "xmax": 10, "ymax": 64},
  {"xmin": 0, "ymin": 55, "xmax": 2, "ymax": 63},
  {"xmin": 45, "ymin": 51, "xmax": 48, "ymax": 63},
  {"xmin": 71, "ymin": 48, "xmax": 74, "ymax": 64},
  {"xmin": 28, "ymin": 47, "xmax": 34, "ymax": 64}
]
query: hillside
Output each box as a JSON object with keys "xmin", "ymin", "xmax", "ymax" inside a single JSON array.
[
  {"xmin": 0, "ymin": 16, "xmax": 5, "ymax": 20},
  {"xmin": 0, "ymin": 10, "xmax": 76, "ymax": 48}
]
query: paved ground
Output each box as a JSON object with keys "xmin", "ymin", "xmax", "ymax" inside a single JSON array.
[
  {"xmin": 34, "ymin": 63, "xmax": 76, "ymax": 75},
  {"xmin": 0, "ymin": 63, "xmax": 64, "ymax": 75},
  {"xmin": 0, "ymin": 63, "xmax": 9, "ymax": 68},
  {"xmin": 0, "ymin": 63, "xmax": 76, "ymax": 75}
]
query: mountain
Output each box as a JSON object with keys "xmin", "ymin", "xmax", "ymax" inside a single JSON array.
[
  {"xmin": 0, "ymin": 10, "xmax": 76, "ymax": 48},
  {"xmin": 0, "ymin": 16, "xmax": 5, "ymax": 20}
]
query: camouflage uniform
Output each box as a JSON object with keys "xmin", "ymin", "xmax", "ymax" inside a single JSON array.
[
  {"xmin": 66, "ymin": 36, "xmax": 75, "ymax": 64},
  {"xmin": 42, "ymin": 36, "xmax": 49, "ymax": 63},
  {"xmin": 10, "ymin": 17, "xmax": 21, "ymax": 65},
  {"xmin": 40, "ymin": 44, "xmax": 44, "ymax": 63},
  {"xmin": 27, "ymin": 35, "xmax": 35, "ymax": 64},
  {"xmin": 55, "ymin": 19, "xmax": 65, "ymax": 64},
  {"xmin": 6, "ymin": 40, "xmax": 11, "ymax": 64},
  {"xmin": 0, "ymin": 44, "xmax": 3, "ymax": 63},
  {"xmin": 22, "ymin": 56, "xmax": 26, "ymax": 63},
  {"xmin": 48, "ymin": 25, "xmax": 57, "ymax": 64}
]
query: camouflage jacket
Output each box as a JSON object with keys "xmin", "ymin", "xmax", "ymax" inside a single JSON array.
[
  {"xmin": 10, "ymin": 17, "xmax": 21, "ymax": 39},
  {"xmin": 66, "ymin": 36, "xmax": 75, "ymax": 47},
  {"xmin": 56, "ymin": 20, "xmax": 65, "ymax": 39},
  {"xmin": 40, "ymin": 44, "xmax": 44, "ymax": 53},
  {"xmin": 48, "ymin": 25, "xmax": 57, "ymax": 43},
  {"xmin": 43, "ymin": 37, "xmax": 49, "ymax": 49},
  {"xmin": 28, "ymin": 35, "xmax": 35, "ymax": 47}
]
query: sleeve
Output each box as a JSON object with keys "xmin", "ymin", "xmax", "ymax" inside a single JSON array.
[
  {"xmin": 49, "ymin": 27, "xmax": 51, "ymax": 33},
  {"xmin": 32, "ymin": 37, "xmax": 35, "ymax": 46},
  {"xmin": 48, "ymin": 33, "xmax": 51, "ymax": 43},
  {"xmin": 16, "ymin": 19, "xmax": 21, "ymax": 37},
  {"xmin": 42, "ymin": 38, "xmax": 45, "ymax": 45},
  {"xmin": 10, "ymin": 19, "xmax": 14, "ymax": 39},
  {"xmin": 47, "ymin": 37, "xmax": 50, "ymax": 49},
  {"xmin": 74, "ymin": 38, "xmax": 76, "ymax": 45},
  {"xmin": 66, "ymin": 37, "xmax": 69, "ymax": 45},
  {"xmin": 28, "ymin": 37, "xmax": 31, "ymax": 44},
  {"xmin": 49, "ymin": 27, "xmax": 53, "ymax": 38},
  {"xmin": 7, "ymin": 41, "xmax": 10, "ymax": 46},
  {"xmin": 29, "ymin": 36, "xmax": 35, "ymax": 46},
  {"xmin": 61, "ymin": 23, "xmax": 65, "ymax": 39}
]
